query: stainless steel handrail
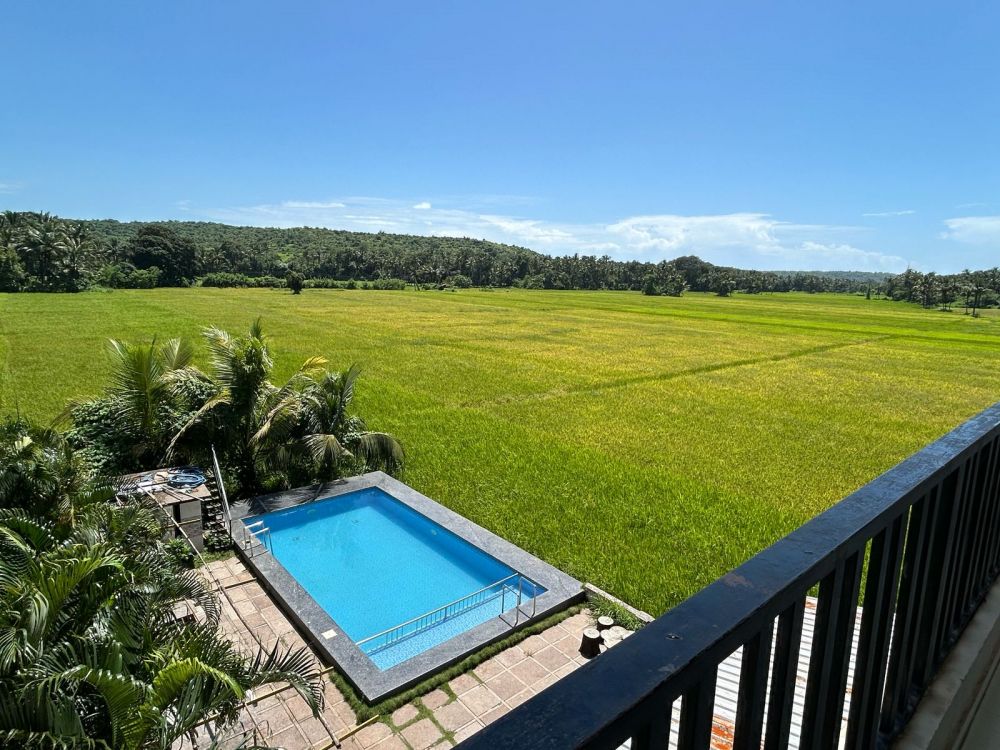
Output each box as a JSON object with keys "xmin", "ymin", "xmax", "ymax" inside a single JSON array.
[{"xmin": 357, "ymin": 571, "xmax": 542, "ymax": 653}]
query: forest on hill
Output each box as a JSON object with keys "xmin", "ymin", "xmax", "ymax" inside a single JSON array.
[{"xmin": 3, "ymin": 210, "xmax": 995, "ymax": 310}]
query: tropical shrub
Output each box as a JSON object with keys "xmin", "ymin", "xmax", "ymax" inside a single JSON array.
[{"xmin": 0, "ymin": 491, "xmax": 322, "ymax": 748}]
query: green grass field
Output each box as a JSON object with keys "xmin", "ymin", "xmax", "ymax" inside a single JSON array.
[{"xmin": 2, "ymin": 288, "xmax": 999, "ymax": 614}]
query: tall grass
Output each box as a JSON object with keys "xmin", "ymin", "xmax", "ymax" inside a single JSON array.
[{"xmin": 3, "ymin": 288, "xmax": 999, "ymax": 613}]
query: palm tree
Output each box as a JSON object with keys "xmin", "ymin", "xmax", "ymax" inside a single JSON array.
[
  {"xmin": 169, "ymin": 321, "xmax": 402, "ymax": 494},
  {"xmin": 0, "ymin": 498, "xmax": 322, "ymax": 749},
  {"xmin": 66, "ymin": 337, "xmax": 207, "ymax": 472},
  {"xmin": 56, "ymin": 223, "xmax": 99, "ymax": 292},
  {"xmin": 256, "ymin": 364, "xmax": 404, "ymax": 484},
  {"xmin": 17, "ymin": 212, "xmax": 63, "ymax": 290},
  {"xmin": 0, "ymin": 418, "xmax": 83, "ymax": 521}
]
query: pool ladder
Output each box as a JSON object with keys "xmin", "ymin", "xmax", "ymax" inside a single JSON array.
[{"xmin": 243, "ymin": 520, "xmax": 272, "ymax": 556}]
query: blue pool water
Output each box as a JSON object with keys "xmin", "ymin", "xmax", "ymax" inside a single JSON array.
[{"xmin": 246, "ymin": 488, "xmax": 544, "ymax": 669}]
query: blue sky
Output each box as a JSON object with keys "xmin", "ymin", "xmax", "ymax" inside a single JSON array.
[{"xmin": 2, "ymin": 1, "xmax": 998, "ymax": 272}]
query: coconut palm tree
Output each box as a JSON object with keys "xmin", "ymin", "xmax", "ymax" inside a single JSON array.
[
  {"xmin": 66, "ymin": 338, "xmax": 208, "ymax": 473},
  {"xmin": 0, "ymin": 498, "xmax": 322, "ymax": 749},
  {"xmin": 256, "ymin": 365, "xmax": 403, "ymax": 484},
  {"xmin": 55, "ymin": 223, "xmax": 99, "ymax": 292},
  {"xmin": 169, "ymin": 320, "xmax": 402, "ymax": 494},
  {"xmin": 17, "ymin": 212, "xmax": 62, "ymax": 290}
]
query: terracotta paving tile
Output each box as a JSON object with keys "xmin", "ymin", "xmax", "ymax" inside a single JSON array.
[
  {"xmin": 533, "ymin": 645, "xmax": 571, "ymax": 671},
  {"xmin": 401, "ymin": 718, "xmax": 443, "ymax": 750},
  {"xmin": 519, "ymin": 634, "xmax": 548, "ymax": 656},
  {"xmin": 391, "ymin": 703, "xmax": 419, "ymax": 727},
  {"xmin": 434, "ymin": 699, "xmax": 475, "ymax": 731},
  {"xmin": 458, "ymin": 683, "xmax": 502, "ymax": 715},
  {"xmin": 372, "ymin": 736, "xmax": 410, "ymax": 750},
  {"xmin": 493, "ymin": 645, "xmax": 526, "ymax": 668},
  {"xmin": 534, "ymin": 672, "xmax": 560, "ymax": 694},
  {"xmin": 453, "ymin": 720, "xmax": 485, "ymax": 743},
  {"xmin": 285, "ymin": 695, "xmax": 312, "ymax": 721},
  {"xmin": 422, "ymin": 688, "xmax": 450, "ymax": 710},
  {"xmin": 472, "ymin": 657, "xmax": 505, "ymax": 682},
  {"xmin": 355, "ymin": 721, "xmax": 393, "ymax": 748},
  {"xmin": 554, "ymin": 634, "xmax": 583, "ymax": 657},
  {"xmin": 256, "ymin": 703, "xmax": 293, "ymax": 733},
  {"xmin": 554, "ymin": 661, "xmax": 580, "ymax": 679},
  {"xmin": 509, "ymin": 657, "xmax": 549, "ymax": 687},
  {"xmin": 505, "ymin": 688, "xmax": 534, "ymax": 709},
  {"xmin": 448, "ymin": 672, "xmax": 479, "ymax": 696},
  {"xmin": 339, "ymin": 736, "xmax": 367, "ymax": 750},
  {"xmin": 480, "ymin": 704, "xmax": 510, "ymax": 726},
  {"xmin": 300, "ymin": 716, "xmax": 336, "ymax": 744},
  {"xmin": 331, "ymin": 699, "xmax": 358, "ymax": 727},
  {"xmin": 270, "ymin": 725, "xmax": 308, "ymax": 750},
  {"xmin": 484, "ymin": 671, "xmax": 526, "ymax": 702}
]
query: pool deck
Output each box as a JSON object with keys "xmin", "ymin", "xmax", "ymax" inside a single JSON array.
[
  {"xmin": 228, "ymin": 472, "xmax": 584, "ymax": 702},
  {"xmin": 191, "ymin": 555, "xmax": 607, "ymax": 750}
]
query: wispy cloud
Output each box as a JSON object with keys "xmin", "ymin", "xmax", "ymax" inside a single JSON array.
[
  {"xmin": 862, "ymin": 209, "xmax": 915, "ymax": 218},
  {"xmin": 941, "ymin": 216, "xmax": 1000, "ymax": 244},
  {"xmin": 199, "ymin": 197, "xmax": 907, "ymax": 271},
  {"xmin": 0, "ymin": 182, "xmax": 21, "ymax": 194},
  {"xmin": 281, "ymin": 200, "xmax": 346, "ymax": 209}
]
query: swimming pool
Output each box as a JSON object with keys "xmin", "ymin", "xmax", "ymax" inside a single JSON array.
[
  {"xmin": 246, "ymin": 487, "xmax": 544, "ymax": 669},
  {"xmin": 233, "ymin": 473, "xmax": 582, "ymax": 701}
]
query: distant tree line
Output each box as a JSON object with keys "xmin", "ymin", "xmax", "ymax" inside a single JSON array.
[
  {"xmin": 881, "ymin": 268, "xmax": 1000, "ymax": 316},
  {"xmin": 6, "ymin": 211, "xmax": 995, "ymax": 307}
]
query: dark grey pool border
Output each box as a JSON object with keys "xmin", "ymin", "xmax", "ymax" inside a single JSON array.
[{"xmin": 228, "ymin": 472, "xmax": 583, "ymax": 703}]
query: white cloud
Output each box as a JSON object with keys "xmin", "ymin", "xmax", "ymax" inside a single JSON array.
[
  {"xmin": 941, "ymin": 216, "xmax": 1000, "ymax": 244},
  {"xmin": 200, "ymin": 198, "xmax": 907, "ymax": 271},
  {"xmin": 0, "ymin": 182, "xmax": 20, "ymax": 194},
  {"xmin": 281, "ymin": 200, "xmax": 346, "ymax": 209},
  {"xmin": 862, "ymin": 209, "xmax": 915, "ymax": 218}
]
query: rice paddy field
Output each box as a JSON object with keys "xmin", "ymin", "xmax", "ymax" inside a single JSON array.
[{"xmin": 2, "ymin": 288, "xmax": 999, "ymax": 615}]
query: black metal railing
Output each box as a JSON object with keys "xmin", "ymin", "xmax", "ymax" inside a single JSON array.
[{"xmin": 458, "ymin": 403, "xmax": 1000, "ymax": 750}]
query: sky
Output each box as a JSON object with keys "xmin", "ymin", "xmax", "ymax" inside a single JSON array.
[{"xmin": 2, "ymin": 1, "xmax": 998, "ymax": 273}]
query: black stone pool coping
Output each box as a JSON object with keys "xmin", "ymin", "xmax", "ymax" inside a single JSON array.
[{"xmin": 228, "ymin": 471, "xmax": 583, "ymax": 703}]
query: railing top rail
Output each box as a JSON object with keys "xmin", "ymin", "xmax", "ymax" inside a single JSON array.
[
  {"xmin": 356, "ymin": 572, "xmax": 522, "ymax": 648},
  {"xmin": 458, "ymin": 402, "xmax": 1000, "ymax": 748}
]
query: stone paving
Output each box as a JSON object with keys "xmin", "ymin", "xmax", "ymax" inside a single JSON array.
[{"xmin": 189, "ymin": 556, "xmax": 619, "ymax": 749}]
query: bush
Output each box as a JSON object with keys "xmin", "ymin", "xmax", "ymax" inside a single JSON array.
[
  {"xmin": 201, "ymin": 272, "xmax": 285, "ymax": 288},
  {"xmin": 286, "ymin": 271, "xmax": 304, "ymax": 294},
  {"xmin": 163, "ymin": 538, "xmax": 195, "ymax": 569},
  {"xmin": 371, "ymin": 277, "xmax": 407, "ymax": 290},
  {"xmin": 94, "ymin": 263, "xmax": 162, "ymax": 289},
  {"xmin": 445, "ymin": 274, "xmax": 473, "ymax": 289}
]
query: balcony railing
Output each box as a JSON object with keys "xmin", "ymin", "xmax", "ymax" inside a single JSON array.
[{"xmin": 459, "ymin": 403, "xmax": 1000, "ymax": 750}]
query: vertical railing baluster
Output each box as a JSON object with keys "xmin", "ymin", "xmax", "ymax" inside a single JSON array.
[
  {"xmin": 914, "ymin": 465, "xmax": 965, "ymax": 687},
  {"xmin": 800, "ymin": 552, "xmax": 863, "ymax": 750},
  {"xmin": 733, "ymin": 623, "xmax": 774, "ymax": 750},
  {"xmin": 631, "ymin": 698, "xmax": 673, "ymax": 750},
  {"xmin": 881, "ymin": 487, "xmax": 939, "ymax": 735},
  {"xmin": 935, "ymin": 456, "xmax": 976, "ymax": 658},
  {"xmin": 986, "ymin": 436, "xmax": 1000, "ymax": 577},
  {"xmin": 964, "ymin": 439, "xmax": 999, "ymax": 608},
  {"xmin": 677, "ymin": 672, "xmax": 717, "ymax": 750},
  {"xmin": 845, "ymin": 514, "xmax": 906, "ymax": 749},
  {"xmin": 763, "ymin": 599, "xmax": 805, "ymax": 750},
  {"xmin": 953, "ymin": 447, "xmax": 992, "ymax": 632}
]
